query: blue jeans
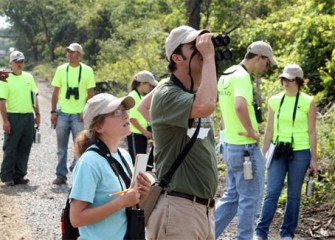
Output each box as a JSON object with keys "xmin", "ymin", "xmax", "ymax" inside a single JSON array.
[
  {"xmin": 55, "ymin": 111, "xmax": 83, "ymax": 180},
  {"xmin": 215, "ymin": 143, "xmax": 265, "ymax": 240},
  {"xmin": 255, "ymin": 149, "xmax": 310, "ymax": 239}
]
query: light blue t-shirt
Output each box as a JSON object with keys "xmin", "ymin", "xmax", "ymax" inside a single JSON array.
[{"xmin": 70, "ymin": 146, "xmax": 133, "ymax": 240}]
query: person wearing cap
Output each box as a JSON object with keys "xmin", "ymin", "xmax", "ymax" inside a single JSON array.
[
  {"xmin": 254, "ymin": 64, "xmax": 317, "ymax": 240},
  {"xmin": 215, "ymin": 41, "xmax": 278, "ymax": 239},
  {"xmin": 51, "ymin": 42, "xmax": 96, "ymax": 185},
  {"xmin": 146, "ymin": 25, "xmax": 217, "ymax": 239},
  {"xmin": 126, "ymin": 70, "xmax": 157, "ymax": 163},
  {"xmin": 0, "ymin": 50, "xmax": 40, "ymax": 186},
  {"xmin": 69, "ymin": 93, "xmax": 151, "ymax": 239}
]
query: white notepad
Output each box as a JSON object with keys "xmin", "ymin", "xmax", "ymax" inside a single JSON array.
[
  {"xmin": 265, "ymin": 143, "xmax": 276, "ymax": 169},
  {"xmin": 131, "ymin": 153, "xmax": 149, "ymax": 184}
]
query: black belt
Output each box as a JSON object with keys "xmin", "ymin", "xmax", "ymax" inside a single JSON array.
[{"xmin": 162, "ymin": 191, "xmax": 215, "ymax": 208}]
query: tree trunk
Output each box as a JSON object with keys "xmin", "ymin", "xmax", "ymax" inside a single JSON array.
[{"xmin": 186, "ymin": 0, "xmax": 202, "ymax": 29}]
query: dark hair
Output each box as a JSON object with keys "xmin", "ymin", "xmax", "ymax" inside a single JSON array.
[
  {"xmin": 167, "ymin": 45, "xmax": 184, "ymax": 72},
  {"xmin": 280, "ymin": 77, "xmax": 304, "ymax": 90},
  {"xmin": 74, "ymin": 115, "xmax": 105, "ymax": 158},
  {"xmin": 244, "ymin": 52, "xmax": 258, "ymax": 60},
  {"xmin": 129, "ymin": 79, "xmax": 141, "ymax": 91}
]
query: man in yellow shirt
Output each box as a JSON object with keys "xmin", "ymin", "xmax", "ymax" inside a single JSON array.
[
  {"xmin": 50, "ymin": 43, "xmax": 95, "ymax": 185},
  {"xmin": 0, "ymin": 51, "xmax": 40, "ymax": 186}
]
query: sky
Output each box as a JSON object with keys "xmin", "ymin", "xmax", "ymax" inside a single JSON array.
[{"xmin": 0, "ymin": 16, "xmax": 10, "ymax": 29}]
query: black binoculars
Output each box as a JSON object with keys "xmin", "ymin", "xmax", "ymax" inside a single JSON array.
[
  {"xmin": 273, "ymin": 142, "xmax": 293, "ymax": 161},
  {"xmin": 212, "ymin": 34, "xmax": 232, "ymax": 61},
  {"xmin": 66, "ymin": 87, "xmax": 79, "ymax": 100},
  {"xmin": 253, "ymin": 103, "xmax": 263, "ymax": 123}
]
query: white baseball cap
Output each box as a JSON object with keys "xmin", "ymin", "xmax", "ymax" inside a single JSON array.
[
  {"xmin": 280, "ymin": 64, "xmax": 304, "ymax": 80},
  {"xmin": 83, "ymin": 93, "xmax": 135, "ymax": 129},
  {"xmin": 247, "ymin": 41, "xmax": 278, "ymax": 65},
  {"xmin": 9, "ymin": 51, "xmax": 25, "ymax": 62},
  {"xmin": 165, "ymin": 25, "xmax": 209, "ymax": 61},
  {"xmin": 66, "ymin": 43, "xmax": 83, "ymax": 54}
]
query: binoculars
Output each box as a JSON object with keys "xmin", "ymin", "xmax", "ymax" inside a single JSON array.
[
  {"xmin": 212, "ymin": 34, "xmax": 232, "ymax": 61},
  {"xmin": 273, "ymin": 142, "xmax": 293, "ymax": 161},
  {"xmin": 66, "ymin": 87, "xmax": 79, "ymax": 100}
]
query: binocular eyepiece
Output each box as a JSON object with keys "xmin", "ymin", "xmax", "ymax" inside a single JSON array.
[
  {"xmin": 66, "ymin": 87, "xmax": 79, "ymax": 100},
  {"xmin": 212, "ymin": 34, "xmax": 232, "ymax": 61}
]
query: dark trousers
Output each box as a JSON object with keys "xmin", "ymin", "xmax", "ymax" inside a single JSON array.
[
  {"xmin": 127, "ymin": 133, "xmax": 147, "ymax": 164},
  {"xmin": 1, "ymin": 113, "xmax": 35, "ymax": 181}
]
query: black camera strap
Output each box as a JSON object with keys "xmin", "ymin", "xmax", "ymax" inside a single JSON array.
[
  {"xmin": 275, "ymin": 91, "xmax": 300, "ymax": 145},
  {"xmin": 66, "ymin": 64, "xmax": 82, "ymax": 89}
]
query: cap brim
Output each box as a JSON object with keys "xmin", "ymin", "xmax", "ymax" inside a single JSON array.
[
  {"xmin": 269, "ymin": 56, "xmax": 278, "ymax": 65},
  {"xmin": 181, "ymin": 29, "xmax": 209, "ymax": 44},
  {"xmin": 12, "ymin": 57, "xmax": 25, "ymax": 62},
  {"xmin": 280, "ymin": 73, "xmax": 295, "ymax": 80}
]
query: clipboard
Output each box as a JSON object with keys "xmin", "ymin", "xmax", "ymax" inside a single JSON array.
[
  {"xmin": 265, "ymin": 142, "xmax": 276, "ymax": 169},
  {"xmin": 131, "ymin": 153, "xmax": 149, "ymax": 184}
]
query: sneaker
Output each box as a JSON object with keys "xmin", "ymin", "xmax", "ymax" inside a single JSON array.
[
  {"xmin": 14, "ymin": 178, "xmax": 30, "ymax": 185},
  {"xmin": 281, "ymin": 237, "xmax": 293, "ymax": 240},
  {"xmin": 53, "ymin": 177, "xmax": 66, "ymax": 185},
  {"xmin": 4, "ymin": 179, "xmax": 15, "ymax": 186}
]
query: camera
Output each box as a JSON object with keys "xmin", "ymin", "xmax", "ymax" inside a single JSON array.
[
  {"xmin": 253, "ymin": 103, "xmax": 263, "ymax": 123},
  {"xmin": 66, "ymin": 87, "xmax": 79, "ymax": 100},
  {"xmin": 212, "ymin": 34, "xmax": 232, "ymax": 61},
  {"xmin": 273, "ymin": 142, "xmax": 293, "ymax": 161}
]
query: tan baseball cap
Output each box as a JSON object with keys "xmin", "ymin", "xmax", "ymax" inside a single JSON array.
[
  {"xmin": 66, "ymin": 43, "xmax": 83, "ymax": 54},
  {"xmin": 280, "ymin": 64, "xmax": 303, "ymax": 80},
  {"xmin": 165, "ymin": 25, "xmax": 209, "ymax": 61},
  {"xmin": 247, "ymin": 41, "xmax": 278, "ymax": 65},
  {"xmin": 135, "ymin": 70, "xmax": 158, "ymax": 87},
  {"xmin": 9, "ymin": 51, "xmax": 25, "ymax": 62},
  {"xmin": 83, "ymin": 93, "xmax": 135, "ymax": 129}
]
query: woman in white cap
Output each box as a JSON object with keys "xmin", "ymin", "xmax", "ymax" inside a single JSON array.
[
  {"xmin": 254, "ymin": 64, "xmax": 317, "ymax": 240},
  {"xmin": 127, "ymin": 70, "xmax": 157, "ymax": 163},
  {"xmin": 69, "ymin": 93, "xmax": 152, "ymax": 239}
]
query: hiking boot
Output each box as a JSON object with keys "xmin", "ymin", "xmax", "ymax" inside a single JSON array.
[
  {"xmin": 4, "ymin": 179, "xmax": 15, "ymax": 186},
  {"xmin": 53, "ymin": 177, "xmax": 66, "ymax": 185},
  {"xmin": 14, "ymin": 177, "xmax": 30, "ymax": 185}
]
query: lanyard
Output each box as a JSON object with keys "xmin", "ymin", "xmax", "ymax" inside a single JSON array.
[
  {"xmin": 66, "ymin": 64, "xmax": 82, "ymax": 88},
  {"xmin": 275, "ymin": 92, "xmax": 300, "ymax": 145}
]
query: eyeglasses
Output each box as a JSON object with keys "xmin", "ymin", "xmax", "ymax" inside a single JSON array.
[
  {"xmin": 281, "ymin": 77, "xmax": 295, "ymax": 82},
  {"xmin": 107, "ymin": 109, "xmax": 129, "ymax": 118}
]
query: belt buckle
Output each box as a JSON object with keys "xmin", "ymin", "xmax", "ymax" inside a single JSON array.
[{"xmin": 207, "ymin": 199, "xmax": 211, "ymax": 208}]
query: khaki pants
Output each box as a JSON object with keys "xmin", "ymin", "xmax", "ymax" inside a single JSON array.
[{"xmin": 146, "ymin": 194, "xmax": 215, "ymax": 240}]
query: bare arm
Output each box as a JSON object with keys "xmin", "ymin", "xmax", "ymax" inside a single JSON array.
[
  {"xmin": 129, "ymin": 118, "xmax": 152, "ymax": 139},
  {"xmin": 190, "ymin": 33, "xmax": 217, "ymax": 119},
  {"xmin": 34, "ymin": 96, "xmax": 40, "ymax": 127},
  {"xmin": 51, "ymin": 87, "xmax": 59, "ymax": 125},
  {"xmin": 235, "ymin": 96, "xmax": 259, "ymax": 143},
  {"xmin": 308, "ymin": 100, "xmax": 317, "ymax": 172},
  {"xmin": 0, "ymin": 99, "xmax": 10, "ymax": 134},
  {"xmin": 70, "ymin": 188, "xmax": 140, "ymax": 227},
  {"xmin": 87, "ymin": 88, "xmax": 95, "ymax": 100},
  {"xmin": 262, "ymin": 107, "xmax": 274, "ymax": 156},
  {"xmin": 137, "ymin": 89, "xmax": 154, "ymax": 122}
]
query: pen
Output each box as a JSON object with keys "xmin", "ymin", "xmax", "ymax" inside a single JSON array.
[{"xmin": 108, "ymin": 189, "xmax": 130, "ymax": 197}]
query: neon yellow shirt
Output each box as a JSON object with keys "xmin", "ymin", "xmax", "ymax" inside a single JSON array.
[
  {"xmin": 52, "ymin": 63, "xmax": 95, "ymax": 114},
  {"xmin": 269, "ymin": 92, "xmax": 313, "ymax": 150},
  {"xmin": 0, "ymin": 72, "xmax": 38, "ymax": 113},
  {"xmin": 128, "ymin": 90, "xmax": 149, "ymax": 134},
  {"xmin": 218, "ymin": 65, "xmax": 258, "ymax": 144}
]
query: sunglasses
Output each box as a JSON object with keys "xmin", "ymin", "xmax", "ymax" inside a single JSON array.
[
  {"xmin": 106, "ymin": 109, "xmax": 129, "ymax": 118},
  {"xmin": 281, "ymin": 77, "xmax": 295, "ymax": 82}
]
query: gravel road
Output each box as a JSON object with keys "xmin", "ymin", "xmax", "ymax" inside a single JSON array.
[{"xmin": 0, "ymin": 80, "xmax": 309, "ymax": 240}]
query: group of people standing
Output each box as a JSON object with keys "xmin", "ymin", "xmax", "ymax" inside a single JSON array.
[{"xmin": 0, "ymin": 24, "xmax": 317, "ymax": 240}]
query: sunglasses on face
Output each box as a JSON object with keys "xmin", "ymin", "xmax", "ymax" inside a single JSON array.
[
  {"xmin": 105, "ymin": 109, "xmax": 129, "ymax": 118},
  {"xmin": 281, "ymin": 77, "xmax": 295, "ymax": 82}
]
